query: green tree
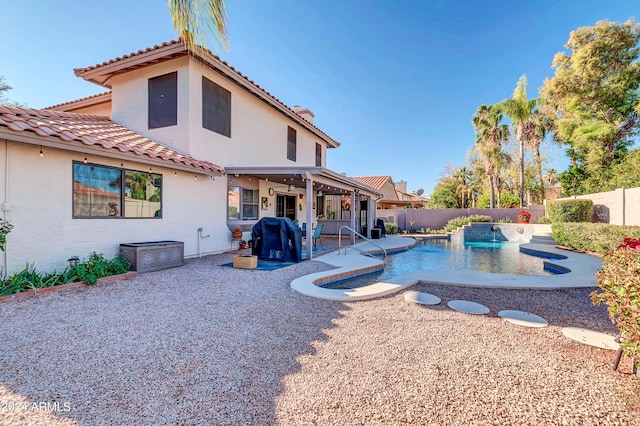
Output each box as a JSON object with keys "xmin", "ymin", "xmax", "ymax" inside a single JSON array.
[
  {"xmin": 499, "ymin": 75, "xmax": 539, "ymax": 207},
  {"xmin": 454, "ymin": 166, "xmax": 473, "ymax": 208},
  {"xmin": 0, "ymin": 76, "xmax": 26, "ymax": 107},
  {"xmin": 540, "ymin": 19, "xmax": 640, "ymax": 193},
  {"xmin": 430, "ymin": 177, "xmax": 461, "ymax": 208},
  {"xmin": 471, "ymin": 104, "xmax": 510, "ymax": 208},
  {"xmin": 169, "ymin": 0, "xmax": 229, "ymax": 54}
]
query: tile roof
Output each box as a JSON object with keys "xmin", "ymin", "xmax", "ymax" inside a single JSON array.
[
  {"xmin": 0, "ymin": 106, "xmax": 224, "ymax": 174},
  {"xmin": 73, "ymin": 39, "xmax": 340, "ymax": 148},
  {"xmin": 350, "ymin": 176, "xmax": 393, "ymax": 191},
  {"xmin": 47, "ymin": 91, "xmax": 112, "ymax": 111}
]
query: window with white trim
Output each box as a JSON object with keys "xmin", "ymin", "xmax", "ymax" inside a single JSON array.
[{"xmin": 228, "ymin": 187, "xmax": 258, "ymax": 220}]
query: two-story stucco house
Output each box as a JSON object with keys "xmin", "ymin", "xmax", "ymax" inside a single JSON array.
[{"xmin": 0, "ymin": 40, "xmax": 380, "ymax": 275}]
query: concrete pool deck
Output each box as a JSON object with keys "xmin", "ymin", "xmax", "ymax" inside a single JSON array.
[{"xmin": 290, "ymin": 235, "xmax": 603, "ymax": 301}]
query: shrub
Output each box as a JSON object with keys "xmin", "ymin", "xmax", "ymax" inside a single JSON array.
[
  {"xmin": 496, "ymin": 217, "xmax": 512, "ymax": 223},
  {"xmin": 0, "ymin": 219, "xmax": 13, "ymax": 253},
  {"xmin": 444, "ymin": 215, "xmax": 492, "ymax": 233},
  {"xmin": 546, "ymin": 199, "xmax": 593, "ymax": 223},
  {"xmin": 71, "ymin": 252, "xmax": 131, "ymax": 285},
  {"xmin": 552, "ymin": 223, "xmax": 640, "ymax": 255},
  {"xmin": 592, "ymin": 238, "xmax": 640, "ymax": 371},
  {"xmin": 384, "ymin": 222, "xmax": 399, "ymax": 235},
  {"xmin": 0, "ymin": 253, "xmax": 131, "ymax": 296},
  {"xmin": 536, "ymin": 216, "xmax": 552, "ymax": 224}
]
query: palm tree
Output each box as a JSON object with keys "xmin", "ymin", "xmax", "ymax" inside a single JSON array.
[
  {"xmin": 527, "ymin": 110, "xmax": 554, "ymax": 203},
  {"xmin": 168, "ymin": 0, "xmax": 229, "ymax": 54},
  {"xmin": 544, "ymin": 168, "xmax": 558, "ymax": 187},
  {"xmin": 472, "ymin": 104, "xmax": 510, "ymax": 208},
  {"xmin": 454, "ymin": 166, "xmax": 473, "ymax": 208},
  {"xmin": 499, "ymin": 75, "xmax": 538, "ymax": 207}
]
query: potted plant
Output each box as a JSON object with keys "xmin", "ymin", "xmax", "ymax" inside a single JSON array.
[
  {"xmin": 232, "ymin": 226, "xmax": 242, "ymax": 240},
  {"xmin": 517, "ymin": 210, "xmax": 531, "ymax": 224},
  {"xmin": 239, "ymin": 239, "xmax": 247, "ymax": 249}
]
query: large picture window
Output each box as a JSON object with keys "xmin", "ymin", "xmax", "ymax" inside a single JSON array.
[
  {"xmin": 149, "ymin": 72, "xmax": 177, "ymax": 129},
  {"xmin": 228, "ymin": 187, "xmax": 258, "ymax": 220},
  {"xmin": 203, "ymin": 76, "xmax": 231, "ymax": 137},
  {"xmin": 73, "ymin": 162, "xmax": 162, "ymax": 218}
]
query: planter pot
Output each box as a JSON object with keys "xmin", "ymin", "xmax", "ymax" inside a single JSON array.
[{"xmin": 517, "ymin": 219, "xmax": 530, "ymax": 224}]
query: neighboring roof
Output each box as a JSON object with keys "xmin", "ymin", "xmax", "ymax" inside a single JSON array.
[
  {"xmin": 0, "ymin": 106, "xmax": 224, "ymax": 174},
  {"xmin": 350, "ymin": 176, "xmax": 393, "ymax": 191},
  {"xmin": 73, "ymin": 39, "xmax": 340, "ymax": 149},
  {"xmin": 351, "ymin": 175, "xmax": 401, "ymax": 201},
  {"xmin": 47, "ymin": 91, "xmax": 112, "ymax": 112}
]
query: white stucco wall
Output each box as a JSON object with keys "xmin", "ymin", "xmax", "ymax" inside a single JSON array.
[
  {"xmin": 111, "ymin": 57, "xmax": 192, "ymax": 155},
  {"xmin": 0, "ymin": 140, "xmax": 229, "ymax": 275},
  {"xmin": 187, "ymin": 60, "xmax": 325, "ymax": 167},
  {"xmin": 109, "ymin": 57, "xmax": 328, "ymax": 169}
]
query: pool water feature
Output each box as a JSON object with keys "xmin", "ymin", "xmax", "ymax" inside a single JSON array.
[{"xmin": 320, "ymin": 238, "xmax": 559, "ymax": 290}]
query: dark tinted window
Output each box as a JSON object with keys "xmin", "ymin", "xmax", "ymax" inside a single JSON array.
[
  {"xmin": 203, "ymin": 76, "xmax": 231, "ymax": 137},
  {"xmin": 315, "ymin": 143, "xmax": 322, "ymax": 167},
  {"xmin": 148, "ymin": 72, "xmax": 177, "ymax": 129},
  {"xmin": 287, "ymin": 126, "xmax": 296, "ymax": 161}
]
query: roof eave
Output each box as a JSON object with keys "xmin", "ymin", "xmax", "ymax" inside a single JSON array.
[
  {"xmin": 74, "ymin": 41, "xmax": 341, "ymax": 148},
  {"xmin": 0, "ymin": 128, "xmax": 224, "ymax": 176}
]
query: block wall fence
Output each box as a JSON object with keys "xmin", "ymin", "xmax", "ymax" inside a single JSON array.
[
  {"xmin": 553, "ymin": 187, "xmax": 640, "ymax": 226},
  {"xmin": 375, "ymin": 206, "xmax": 546, "ymax": 232},
  {"xmin": 370, "ymin": 186, "xmax": 640, "ymax": 232}
]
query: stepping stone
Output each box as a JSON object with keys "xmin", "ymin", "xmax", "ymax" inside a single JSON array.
[
  {"xmin": 561, "ymin": 327, "xmax": 619, "ymax": 350},
  {"xmin": 498, "ymin": 310, "xmax": 549, "ymax": 328},
  {"xmin": 404, "ymin": 291, "xmax": 441, "ymax": 305},
  {"xmin": 447, "ymin": 300, "xmax": 490, "ymax": 315}
]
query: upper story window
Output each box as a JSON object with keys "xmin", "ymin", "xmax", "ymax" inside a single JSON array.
[
  {"xmin": 73, "ymin": 162, "xmax": 162, "ymax": 218},
  {"xmin": 203, "ymin": 76, "xmax": 231, "ymax": 137},
  {"xmin": 287, "ymin": 126, "xmax": 297, "ymax": 161},
  {"xmin": 315, "ymin": 143, "xmax": 322, "ymax": 167},
  {"xmin": 148, "ymin": 72, "xmax": 177, "ymax": 129}
]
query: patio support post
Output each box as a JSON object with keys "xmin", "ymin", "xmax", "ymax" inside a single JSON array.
[
  {"xmin": 368, "ymin": 197, "xmax": 376, "ymax": 238},
  {"xmin": 351, "ymin": 190, "xmax": 356, "ymax": 245},
  {"xmin": 305, "ymin": 175, "xmax": 314, "ymax": 260}
]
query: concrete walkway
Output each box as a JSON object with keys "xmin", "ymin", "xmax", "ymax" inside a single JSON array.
[{"xmin": 290, "ymin": 235, "xmax": 603, "ymax": 301}]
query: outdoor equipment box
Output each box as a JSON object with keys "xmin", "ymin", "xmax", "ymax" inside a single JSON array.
[
  {"xmin": 371, "ymin": 229, "xmax": 381, "ymax": 239},
  {"xmin": 233, "ymin": 255, "xmax": 258, "ymax": 269},
  {"xmin": 119, "ymin": 241, "xmax": 184, "ymax": 272}
]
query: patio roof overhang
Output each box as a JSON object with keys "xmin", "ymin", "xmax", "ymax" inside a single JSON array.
[{"xmin": 224, "ymin": 166, "xmax": 383, "ymax": 198}]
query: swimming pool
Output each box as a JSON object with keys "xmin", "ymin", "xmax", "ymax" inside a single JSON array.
[{"xmin": 320, "ymin": 238, "xmax": 558, "ymax": 290}]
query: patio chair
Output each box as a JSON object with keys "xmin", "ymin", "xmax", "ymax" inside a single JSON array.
[
  {"xmin": 312, "ymin": 223, "xmax": 324, "ymax": 249},
  {"xmin": 376, "ymin": 218, "xmax": 387, "ymax": 237}
]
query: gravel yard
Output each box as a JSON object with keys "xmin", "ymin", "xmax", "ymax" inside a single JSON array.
[{"xmin": 1, "ymin": 253, "xmax": 639, "ymax": 425}]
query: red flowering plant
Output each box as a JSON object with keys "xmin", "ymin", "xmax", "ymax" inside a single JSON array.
[
  {"xmin": 592, "ymin": 237, "xmax": 640, "ymax": 374},
  {"xmin": 517, "ymin": 210, "xmax": 531, "ymax": 222}
]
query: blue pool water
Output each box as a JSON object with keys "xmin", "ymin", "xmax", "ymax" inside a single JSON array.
[{"xmin": 321, "ymin": 238, "xmax": 557, "ymax": 290}]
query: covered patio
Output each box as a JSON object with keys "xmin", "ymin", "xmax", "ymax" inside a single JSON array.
[{"xmin": 225, "ymin": 166, "xmax": 382, "ymax": 260}]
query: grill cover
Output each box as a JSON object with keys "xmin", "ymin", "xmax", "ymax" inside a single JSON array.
[{"xmin": 251, "ymin": 217, "xmax": 302, "ymax": 261}]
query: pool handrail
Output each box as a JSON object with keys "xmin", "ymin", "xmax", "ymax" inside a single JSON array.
[{"xmin": 338, "ymin": 225, "xmax": 387, "ymax": 259}]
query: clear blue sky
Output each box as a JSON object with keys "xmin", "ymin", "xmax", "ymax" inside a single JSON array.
[{"xmin": 4, "ymin": 1, "xmax": 639, "ymax": 194}]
